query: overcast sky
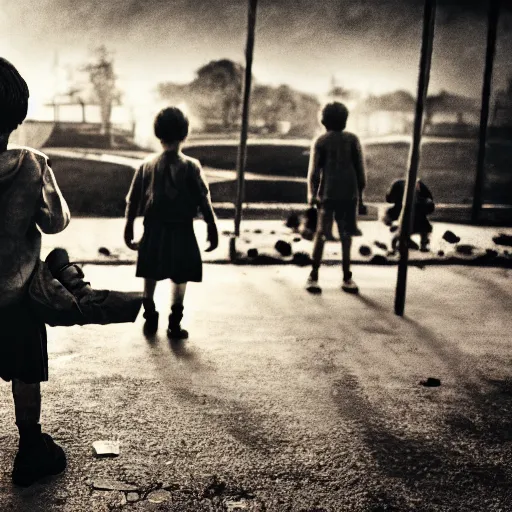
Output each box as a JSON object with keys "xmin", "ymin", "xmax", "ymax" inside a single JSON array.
[{"xmin": 1, "ymin": 0, "xmax": 511, "ymax": 115}]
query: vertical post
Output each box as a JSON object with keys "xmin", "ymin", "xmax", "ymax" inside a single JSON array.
[
  {"xmin": 394, "ymin": 0, "xmax": 437, "ymax": 316},
  {"xmin": 471, "ymin": 0, "xmax": 501, "ymax": 224},
  {"xmin": 231, "ymin": 0, "xmax": 258, "ymax": 260}
]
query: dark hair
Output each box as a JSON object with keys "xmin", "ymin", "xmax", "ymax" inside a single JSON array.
[
  {"xmin": 0, "ymin": 57, "xmax": 29, "ymax": 134},
  {"xmin": 321, "ymin": 102, "xmax": 349, "ymax": 131},
  {"xmin": 154, "ymin": 107, "xmax": 189, "ymax": 143}
]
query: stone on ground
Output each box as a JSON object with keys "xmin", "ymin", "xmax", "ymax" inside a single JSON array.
[
  {"xmin": 442, "ymin": 230, "xmax": 461, "ymax": 244},
  {"xmin": 275, "ymin": 240, "xmax": 292, "ymax": 257}
]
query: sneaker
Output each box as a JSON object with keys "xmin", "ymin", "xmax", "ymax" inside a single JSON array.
[
  {"xmin": 12, "ymin": 433, "xmax": 67, "ymax": 487},
  {"xmin": 342, "ymin": 278, "xmax": 359, "ymax": 294},
  {"xmin": 306, "ymin": 273, "xmax": 322, "ymax": 294}
]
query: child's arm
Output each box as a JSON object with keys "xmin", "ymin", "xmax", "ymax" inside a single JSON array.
[
  {"xmin": 35, "ymin": 158, "xmax": 71, "ymax": 234},
  {"xmin": 191, "ymin": 160, "xmax": 218, "ymax": 252},
  {"xmin": 351, "ymin": 135, "xmax": 367, "ymax": 199},
  {"xmin": 124, "ymin": 165, "xmax": 143, "ymax": 250},
  {"xmin": 307, "ymin": 139, "xmax": 322, "ymax": 205}
]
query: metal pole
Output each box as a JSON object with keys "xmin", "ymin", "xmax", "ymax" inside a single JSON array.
[
  {"xmin": 231, "ymin": 0, "xmax": 257, "ymax": 260},
  {"xmin": 471, "ymin": 0, "xmax": 501, "ymax": 224},
  {"xmin": 394, "ymin": 0, "xmax": 437, "ymax": 316}
]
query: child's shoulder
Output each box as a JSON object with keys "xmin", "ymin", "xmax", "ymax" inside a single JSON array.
[
  {"xmin": 7, "ymin": 144, "xmax": 49, "ymax": 166},
  {"xmin": 178, "ymin": 151, "xmax": 202, "ymax": 171}
]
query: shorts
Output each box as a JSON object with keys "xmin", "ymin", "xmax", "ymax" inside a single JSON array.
[{"xmin": 318, "ymin": 199, "xmax": 361, "ymax": 238}]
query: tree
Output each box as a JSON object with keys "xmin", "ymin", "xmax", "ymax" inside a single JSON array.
[
  {"xmin": 190, "ymin": 59, "xmax": 244, "ymax": 130},
  {"xmin": 83, "ymin": 46, "xmax": 122, "ymax": 145}
]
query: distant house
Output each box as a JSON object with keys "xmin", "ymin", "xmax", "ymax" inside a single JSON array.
[
  {"xmin": 424, "ymin": 91, "xmax": 480, "ymax": 137},
  {"xmin": 351, "ymin": 90, "xmax": 415, "ymax": 137},
  {"xmin": 491, "ymin": 82, "xmax": 512, "ymax": 138}
]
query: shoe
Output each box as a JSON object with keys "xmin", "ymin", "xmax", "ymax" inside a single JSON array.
[
  {"xmin": 342, "ymin": 272, "xmax": 359, "ymax": 294},
  {"xmin": 142, "ymin": 299, "xmax": 159, "ymax": 335},
  {"xmin": 12, "ymin": 433, "xmax": 67, "ymax": 487},
  {"xmin": 306, "ymin": 272, "xmax": 322, "ymax": 294},
  {"xmin": 167, "ymin": 305, "xmax": 188, "ymax": 340}
]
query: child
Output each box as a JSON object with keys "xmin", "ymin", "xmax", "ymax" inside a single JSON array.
[
  {"xmin": 124, "ymin": 107, "xmax": 218, "ymax": 338},
  {"xmin": 0, "ymin": 57, "xmax": 70, "ymax": 486},
  {"xmin": 384, "ymin": 178, "xmax": 434, "ymax": 252},
  {"xmin": 306, "ymin": 102, "xmax": 366, "ymax": 294}
]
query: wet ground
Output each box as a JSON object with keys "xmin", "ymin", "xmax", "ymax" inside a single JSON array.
[{"xmin": 0, "ymin": 264, "xmax": 511, "ymax": 511}]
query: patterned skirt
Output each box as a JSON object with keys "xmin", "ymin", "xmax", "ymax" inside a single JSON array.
[
  {"xmin": 136, "ymin": 219, "xmax": 202, "ymax": 283},
  {"xmin": 0, "ymin": 299, "xmax": 48, "ymax": 384}
]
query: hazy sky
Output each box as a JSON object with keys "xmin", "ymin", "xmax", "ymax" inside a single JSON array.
[{"xmin": 1, "ymin": 0, "xmax": 511, "ymax": 115}]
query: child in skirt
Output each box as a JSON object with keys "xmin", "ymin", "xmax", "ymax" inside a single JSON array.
[
  {"xmin": 306, "ymin": 102, "xmax": 367, "ymax": 294},
  {"xmin": 124, "ymin": 107, "xmax": 218, "ymax": 338},
  {"xmin": 384, "ymin": 178, "xmax": 435, "ymax": 252},
  {"xmin": 0, "ymin": 58, "xmax": 70, "ymax": 486}
]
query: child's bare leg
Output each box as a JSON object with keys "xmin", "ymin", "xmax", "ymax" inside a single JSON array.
[
  {"xmin": 142, "ymin": 279, "xmax": 159, "ymax": 334},
  {"xmin": 168, "ymin": 282, "xmax": 188, "ymax": 339},
  {"xmin": 171, "ymin": 282, "xmax": 187, "ymax": 306},
  {"xmin": 341, "ymin": 235, "xmax": 352, "ymax": 282}
]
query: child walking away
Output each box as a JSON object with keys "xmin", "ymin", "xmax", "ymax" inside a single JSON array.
[
  {"xmin": 124, "ymin": 107, "xmax": 218, "ymax": 338},
  {"xmin": 0, "ymin": 58, "xmax": 70, "ymax": 486},
  {"xmin": 384, "ymin": 178, "xmax": 435, "ymax": 252},
  {"xmin": 306, "ymin": 102, "xmax": 367, "ymax": 294}
]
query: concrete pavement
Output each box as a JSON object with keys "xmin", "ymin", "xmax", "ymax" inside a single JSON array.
[{"xmin": 0, "ymin": 264, "xmax": 511, "ymax": 511}]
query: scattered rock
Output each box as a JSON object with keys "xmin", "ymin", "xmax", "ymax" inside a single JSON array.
[
  {"xmin": 98, "ymin": 247, "xmax": 111, "ymax": 256},
  {"xmin": 359, "ymin": 245, "xmax": 372, "ymax": 257},
  {"xmin": 438, "ymin": 250, "xmax": 445, "ymax": 257},
  {"xmin": 253, "ymin": 229, "xmax": 262, "ymax": 234},
  {"xmin": 420, "ymin": 377, "xmax": 441, "ymax": 387},
  {"xmin": 369, "ymin": 254, "xmax": 388, "ymax": 265},
  {"xmin": 285, "ymin": 213, "xmax": 300, "ymax": 229},
  {"xmin": 221, "ymin": 230, "xmax": 231, "ymax": 236},
  {"xmin": 389, "ymin": 225, "xmax": 399, "ymax": 233},
  {"xmin": 486, "ymin": 249, "xmax": 498, "ymax": 258},
  {"xmin": 455, "ymin": 244, "xmax": 475, "ymax": 256},
  {"xmin": 270, "ymin": 230, "xmax": 276, "ymax": 235},
  {"xmin": 92, "ymin": 440, "xmax": 120, "ymax": 457},
  {"xmin": 247, "ymin": 248, "xmax": 258, "ymax": 258},
  {"xmin": 374, "ymin": 241, "xmax": 388, "ymax": 251},
  {"xmin": 275, "ymin": 240, "xmax": 292, "ymax": 257},
  {"xmin": 91, "ymin": 479, "xmax": 137, "ymax": 492},
  {"xmin": 147, "ymin": 489, "xmax": 172, "ymax": 504},
  {"xmin": 442, "ymin": 230, "xmax": 460, "ymax": 244},
  {"xmin": 293, "ymin": 237, "xmax": 301, "ymax": 242},
  {"xmin": 300, "ymin": 229, "xmax": 314, "ymax": 241},
  {"xmin": 292, "ymin": 252, "xmax": 312, "ymax": 266},
  {"xmin": 126, "ymin": 492, "xmax": 139, "ymax": 502},
  {"xmin": 493, "ymin": 233, "xmax": 512, "ymax": 246},
  {"xmin": 225, "ymin": 500, "xmax": 250, "ymax": 510}
]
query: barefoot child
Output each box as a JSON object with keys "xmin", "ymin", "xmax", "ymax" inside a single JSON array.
[
  {"xmin": 124, "ymin": 107, "xmax": 218, "ymax": 338},
  {"xmin": 0, "ymin": 57, "xmax": 70, "ymax": 486},
  {"xmin": 306, "ymin": 102, "xmax": 367, "ymax": 294}
]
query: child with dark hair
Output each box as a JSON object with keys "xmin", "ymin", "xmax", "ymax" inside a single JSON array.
[
  {"xmin": 306, "ymin": 102, "xmax": 367, "ymax": 294},
  {"xmin": 384, "ymin": 178, "xmax": 435, "ymax": 252},
  {"xmin": 124, "ymin": 106, "xmax": 218, "ymax": 338},
  {"xmin": 0, "ymin": 57, "xmax": 70, "ymax": 486}
]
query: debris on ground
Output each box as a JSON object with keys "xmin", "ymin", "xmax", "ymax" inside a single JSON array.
[
  {"xmin": 438, "ymin": 250, "xmax": 445, "ymax": 257},
  {"xmin": 420, "ymin": 377, "xmax": 441, "ymax": 387},
  {"xmin": 292, "ymin": 252, "xmax": 312, "ymax": 266},
  {"xmin": 275, "ymin": 240, "xmax": 292, "ymax": 257},
  {"xmin": 374, "ymin": 241, "xmax": 388, "ymax": 251},
  {"xmin": 147, "ymin": 489, "xmax": 172, "ymax": 504},
  {"xmin": 98, "ymin": 247, "xmax": 111, "ymax": 256},
  {"xmin": 493, "ymin": 233, "xmax": 512, "ymax": 247},
  {"xmin": 285, "ymin": 213, "xmax": 300, "ymax": 229},
  {"xmin": 442, "ymin": 230, "xmax": 460, "ymax": 244},
  {"xmin": 253, "ymin": 229, "xmax": 262, "ymax": 234},
  {"xmin": 485, "ymin": 249, "xmax": 498, "ymax": 258},
  {"xmin": 293, "ymin": 237, "xmax": 302, "ymax": 242},
  {"xmin": 370, "ymin": 254, "xmax": 388, "ymax": 265},
  {"xmin": 247, "ymin": 248, "xmax": 259, "ymax": 258},
  {"xmin": 225, "ymin": 499, "xmax": 250, "ymax": 510},
  {"xmin": 456, "ymin": 244, "xmax": 475, "ymax": 256},
  {"xmin": 359, "ymin": 245, "xmax": 372, "ymax": 257},
  {"xmin": 126, "ymin": 492, "xmax": 139, "ymax": 502},
  {"xmin": 91, "ymin": 479, "xmax": 137, "ymax": 492},
  {"xmin": 92, "ymin": 440, "xmax": 120, "ymax": 457}
]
